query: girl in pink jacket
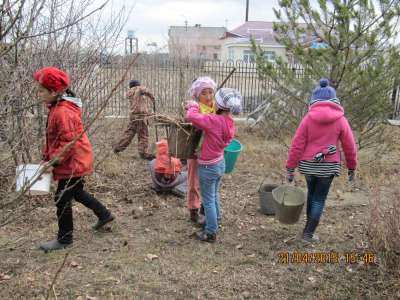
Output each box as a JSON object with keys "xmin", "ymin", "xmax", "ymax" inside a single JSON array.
[
  {"xmin": 186, "ymin": 77, "xmax": 217, "ymax": 225},
  {"xmin": 186, "ymin": 88, "xmax": 242, "ymax": 242},
  {"xmin": 286, "ymin": 79, "xmax": 357, "ymax": 243}
]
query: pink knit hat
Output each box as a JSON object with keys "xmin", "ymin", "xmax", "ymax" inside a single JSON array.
[{"xmin": 189, "ymin": 77, "xmax": 217, "ymax": 98}]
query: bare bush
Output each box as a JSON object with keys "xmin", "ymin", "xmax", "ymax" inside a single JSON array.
[
  {"xmin": 368, "ymin": 183, "xmax": 400, "ymax": 272},
  {"xmin": 0, "ymin": 0, "xmax": 131, "ymax": 227}
]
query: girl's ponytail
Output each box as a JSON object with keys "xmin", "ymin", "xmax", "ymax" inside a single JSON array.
[{"xmin": 65, "ymin": 88, "xmax": 76, "ymax": 97}]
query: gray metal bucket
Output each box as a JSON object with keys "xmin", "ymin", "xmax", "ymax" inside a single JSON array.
[
  {"xmin": 258, "ymin": 183, "xmax": 278, "ymax": 215},
  {"xmin": 272, "ymin": 185, "xmax": 306, "ymax": 224}
]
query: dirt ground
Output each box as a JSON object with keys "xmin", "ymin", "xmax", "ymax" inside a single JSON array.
[{"xmin": 0, "ymin": 121, "xmax": 399, "ymax": 299}]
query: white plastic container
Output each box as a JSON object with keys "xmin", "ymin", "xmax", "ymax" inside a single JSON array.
[{"xmin": 16, "ymin": 164, "xmax": 52, "ymax": 195}]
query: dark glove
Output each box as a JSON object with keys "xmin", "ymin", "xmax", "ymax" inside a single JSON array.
[
  {"xmin": 286, "ymin": 168, "xmax": 295, "ymax": 183},
  {"xmin": 348, "ymin": 169, "xmax": 355, "ymax": 182}
]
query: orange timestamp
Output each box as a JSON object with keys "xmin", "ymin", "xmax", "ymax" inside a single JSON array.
[
  {"xmin": 277, "ymin": 251, "xmax": 376, "ymax": 265},
  {"xmin": 342, "ymin": 251, "xmax": 376, "ymax": 264}
]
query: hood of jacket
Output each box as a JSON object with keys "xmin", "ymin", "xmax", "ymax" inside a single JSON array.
[{"xmin": 308, "ymin": 101, "xmax": 344, "ymax": 124}]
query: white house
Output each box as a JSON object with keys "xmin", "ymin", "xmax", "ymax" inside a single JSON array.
[
  {"xmin": 220, "ymin": 21, "xmax": 318, "ymax": 63},
  {"xmin": 220, "ymin": 21, "xmax": 286, "ymax": 63}
]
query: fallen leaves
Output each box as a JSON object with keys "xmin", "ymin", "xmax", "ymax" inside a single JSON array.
[
  {"xmin": 283, "ymin": 236, "xmax": 296, "ymax": 244},
  {"xmin": 70, "ymin": 261, "xmax": 79, "ymax": 268},
  {"xmin": 145, "ymin": 254, "xmax": 159, "ymax": 261},
  {"xmin": 242, "ymin": 291, "xmax": 251, "ymax": 298},
  {"xmin": 308, "ymin": 276, "xmax": 316, "ymax": 283},
  {"xmin": 0, "ymin": 273, "xmax": 11, "ymax": 281},
  {"xmin": 106, "ymin": 277, "xmax": 120, "ymax": 284},
  {"xmin": 131, "ymin": 206, "xmax": 144, "ymax": 219}
]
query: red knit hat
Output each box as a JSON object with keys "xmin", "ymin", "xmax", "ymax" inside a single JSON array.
[{"xmin": 33, "ymin": 67, "xmax": 70, "ymax": 93}]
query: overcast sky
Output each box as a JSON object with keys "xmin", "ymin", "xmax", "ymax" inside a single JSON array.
[{"xmin": 108, "ymin": 0, "xmax": 281, "ymax": 52}]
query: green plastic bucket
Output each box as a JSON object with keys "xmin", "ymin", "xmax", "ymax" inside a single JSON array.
[{"xmin": 224, "ymin": 139, "xmax": 242, "ymax": 174}]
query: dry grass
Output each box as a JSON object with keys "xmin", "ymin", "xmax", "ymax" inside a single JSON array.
[
  {"xmin": 368, "ymin": 183, "xmax": 400, "ymax": 272},
  {"xmin": 0, "ymin": 120, "xmax": 399, "ymax": 299}
]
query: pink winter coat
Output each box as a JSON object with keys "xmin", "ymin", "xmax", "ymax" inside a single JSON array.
[
  {"xmin": 286, "ymin": 102, "xmax": 357, "ymax": 170},
  {"xmin": 186, "ymin": 102, "xmax": 235, "ymax": 165}
]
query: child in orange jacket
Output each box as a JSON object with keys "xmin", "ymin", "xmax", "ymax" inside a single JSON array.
[
  {"xmin": 34, "ymin": 67, "xmax": 114, "ymax": 252},
  {"xmin": 148, "ymin": 139, "xmax": 187, "ymax": 197}
]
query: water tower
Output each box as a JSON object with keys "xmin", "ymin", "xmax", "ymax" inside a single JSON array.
[{"xmin": 125, "ymin": 30, "xmax": 138, "ymax": 54}]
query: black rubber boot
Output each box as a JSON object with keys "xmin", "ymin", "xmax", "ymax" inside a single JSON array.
[
  {"xmin": 195, "ymin": 230, "xmax": 216, "ymax": 243},
  {"xmin": 92, "ymin": 213, "xmax": 115, "ymax": 230},
  {"xmin": 190, "ymin": 209, "xmax": 199, "ymax": 223},
  {"xmin": 302, "ymin": 218, "xmax": 320, "ymax": 243},
  {"xmin": 39, "ymin": 239, "xmax": 72, "ymax": 253}
]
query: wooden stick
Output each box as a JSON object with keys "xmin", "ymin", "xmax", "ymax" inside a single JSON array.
[
  {"xmin": 52, "ymin": 285, "xmax": 58, "ymax": 300},
  {"xmin": 217, "ymin": 67, "xmax": 237, "ymax": 91},
  {"xmin": 153, "ymin": 100, "xmax": 159, "ymax": 141},
  {"xmin": 46, "ymin": 252, "xmax": 69, "ymax": 300}
]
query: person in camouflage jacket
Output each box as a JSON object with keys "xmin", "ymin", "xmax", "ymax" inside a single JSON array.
[{"xmin": 113, "ymin": 80, "xmax": 155, "ymax": 159}]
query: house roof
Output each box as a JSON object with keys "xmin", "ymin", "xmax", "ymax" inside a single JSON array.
[
  {"xmin": 169, "ymin": 25, "xmax": 226, "ymax": 39},
  {"xmin": 223, "ymin": 21, "xmax": 279, "ymax": 45},
  {"xmin": 223, "ymin": 21, "xmax": 315, "ymax": 46}
]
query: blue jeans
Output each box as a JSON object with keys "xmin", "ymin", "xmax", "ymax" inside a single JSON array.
[
  {"xmin": 305, "ymin": 175, "xmax": 334, "ymax": 221},
  {"xmin": 198, "ymin": 160, "xmax": 225, "ymax": 235}
]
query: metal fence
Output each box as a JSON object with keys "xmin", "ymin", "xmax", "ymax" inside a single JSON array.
[
  {"xmin": 81, "ymin": 56, "xmax": 274, "ymax": 117},
  {"xmin": 80, "ymin": 56, "xmax": 400, "ymax": 119}
]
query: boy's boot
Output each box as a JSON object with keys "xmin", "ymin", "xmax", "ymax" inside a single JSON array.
[
  {"xmin": 39, "ymin": 239, "xmax": 72, "ymax": 252},
  {"xmin": 92, "ymin": 212, "xmax": 115, "ymax": 230}
]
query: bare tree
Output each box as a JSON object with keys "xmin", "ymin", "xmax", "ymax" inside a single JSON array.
[{"xmin": 0, "ymin": 0, "xmax": 131, "ymax": 226}]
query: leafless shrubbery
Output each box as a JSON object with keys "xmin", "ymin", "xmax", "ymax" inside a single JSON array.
[
  {"xmin": 368, "ymin": 183, "xmax": 400, "ymax": 273},
  {"xmin": 0, "ymin": 0, "xmax": 131, "ymax": 226}
]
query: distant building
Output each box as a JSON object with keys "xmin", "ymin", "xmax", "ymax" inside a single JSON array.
[
  {"xmin": 220, "ymin": 21, "xmax": 315, "ymax": 63},
  {"xmin": 168, "ymin": 24, "xmax": 226, "ymax": 60},
  {"xmin": 221, "ymin": 21, "xmax": 286, "ymax": 63}
]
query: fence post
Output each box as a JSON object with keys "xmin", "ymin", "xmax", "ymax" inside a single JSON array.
[{"xmin": 178, "ymin": 63, "xmax": 185, "ymax": 117}]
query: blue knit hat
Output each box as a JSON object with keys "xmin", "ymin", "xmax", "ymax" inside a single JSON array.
[
  {"xmin": 310, "ymin": 79, "xmax": 340, "ymax": 106},
  {"xmin": 129, "ymin": 79, "xmax": 140, "ymax": 88}
]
